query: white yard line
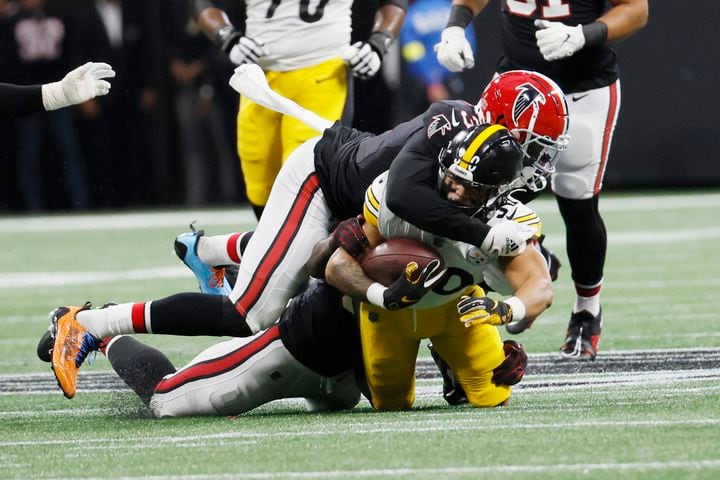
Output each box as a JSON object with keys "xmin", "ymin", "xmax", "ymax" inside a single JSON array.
[
  {"xmin": 1, "ymin": 417, "xmax": 719, "ymax": 448},
  {"xmin": 0, "ymin": 192, "xmax": 718, "ymax": 234},
  {"xmin": 0, "ymin": 266, "xmax": 187, "ymax": 288},
  {"xmin": 0, "ymin": 226, "xmax": 718, "ymax": 289},
  {"xmin": 0, "ymin": 210, "xmax": 257, "ymax": 233},
  {"xmin": 44, "ymin": 460, "xmax": 720, "ymax": 479}
]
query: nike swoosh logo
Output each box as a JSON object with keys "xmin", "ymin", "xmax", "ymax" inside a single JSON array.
[
  {"xmin": 401, "ymin": 296, "xmax": 416, "ymax": 304},
  {"xmin": 560, "ymin": 33, "xmax": 571, "ymax": 45},
  {"xmin": 450, "ymin": 110, "xmax": 461, "ymax": 127},
  {"xmin": 571, "ymin": 93, "xmax": 589, "ymax": 102}
]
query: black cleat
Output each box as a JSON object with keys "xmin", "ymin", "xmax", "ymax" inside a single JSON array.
[
  {"xmin": 428, "ymin": 344, "xmax": 468, "ymax": 405},
  {"xmin": 559, "ymin": 309, "xmax": 602, "ymax": 361}
]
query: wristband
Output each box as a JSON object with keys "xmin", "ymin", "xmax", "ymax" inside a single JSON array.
[
  {"xmin": 503, "ymin": 296, "xmax": 526, "ymax": 322},
  {"xmin": 367, "ymin": 31, "xmax": 393, "ymax": 59},
  {"xmin": 216, "ymin": 25, "xmax": 243, "ymax": 53},
  {"xmin": 41, "ymin": 81, "xmax": 68, "ymax": 111},
  {"xmin": 446, "ymin": 4, "xmax": 473, "ymax": 29},
  {"xmin": 366, "ymin": 282, "xmax": 388, "ymax": 308},
  {"xmin": 582, "ymin": 22, "xmax": 608, "ymax": 47}
]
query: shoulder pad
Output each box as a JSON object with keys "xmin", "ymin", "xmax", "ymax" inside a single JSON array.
[{"xmin": 488, "ymin": 197, "xmax": 543, "ymax": 238}]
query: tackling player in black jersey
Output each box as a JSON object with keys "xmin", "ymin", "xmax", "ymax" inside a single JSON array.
[{"xmin": 44, "ymin": 89, "xmax": 535, "ymax": 399}]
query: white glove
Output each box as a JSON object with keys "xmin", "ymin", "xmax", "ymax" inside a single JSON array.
[
  {"xmin": 534, "ymin": 19, "xmax": 586, "ymax": 62},
  {"xmin": 228, "ymin": 36, "xmax": 268, "ymax": 66},
  {"xmin": 41, "ymin": 62, "xmax": 115, "ymax": 111},
  {"xmin": 341, "ymin": 41, "xmax": 381, "ymax": 80},
  {"xmin": 434, "ymin": 26, "xmax": 474, "ymax": 72},
  {"xmin": 481, "ymin": 220, "xmax": 535, "ymax": 257}
]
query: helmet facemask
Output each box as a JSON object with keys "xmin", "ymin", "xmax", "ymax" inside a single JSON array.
[{"xmin": 514, "ymin": 130, "xmax": 570, "ymax": 192}]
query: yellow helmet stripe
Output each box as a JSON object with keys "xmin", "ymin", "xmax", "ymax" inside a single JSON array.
[
  {"xmin": 459, "ymin": 124, "xmax": 507, "ymax": 169},
  {"xmin": 363, "ymin": 186, "xmax": 380, "ymax": 227}
]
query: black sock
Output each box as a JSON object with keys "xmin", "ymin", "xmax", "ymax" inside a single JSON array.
[
  {"xmin": 150, "ymin": 293, "xmax": 253, "ymax": 337},
  {"xmin": 556, "ymin": 194, "xmax": 606, "ymax": 285},
  {"xmin": 106, "ymin": 336, "xmax": 176, "ymax": 405}
]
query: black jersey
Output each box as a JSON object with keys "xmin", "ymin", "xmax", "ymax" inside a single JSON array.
[
  {"xmin": 314, "ymin": 100, "xmax": 481, "ymax": 221},
  {"xmin": 278, "ymin": 280, "xmax": 360, "ymax": 378},
  {"xmin": 384, "ymin": 100, "xmax": 495, "ymax": 249},
  {"xmin": 498, "ymin": 1, "xmax": 618, "ymax": 94}
]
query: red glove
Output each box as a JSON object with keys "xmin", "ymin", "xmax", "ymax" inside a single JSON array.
[
  {"xmin": 492, "ymin": 340, "xmax": 528, "ymax": 386},
  {"xmin": 330, "ymin": 215, "xmax": 369, "ymax": 258}
]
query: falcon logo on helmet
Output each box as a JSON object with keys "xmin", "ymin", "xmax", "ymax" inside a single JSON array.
[{"xmin": 512, "ymin": 83, "xmax": 546, "ymax": 129}]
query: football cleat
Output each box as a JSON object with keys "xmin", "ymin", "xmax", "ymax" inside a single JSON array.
[
  {"xmin": 559, "ymin": 309, "xmax": 602, "ymax": 361},
  {"xmin": 174, "ymin": 224, "xmax": 231, "ymax": 296},
  {"xmin": 38, "ymin": 303, "xmax": 116, "ymax": 363},
  {"xmin": 428, "ymin": 344, "xmax": 468, "ymax": 406},
  {"xmin": 50, "ymin": 303, "xmax": 101, "ymax": 398},
  {"xmin": 537, "ymin": 234, "xmax": 561, "ymax": 282},
  {"xmin": 37, "ymin": 328, "xmax": 54, "ymax": 363}
]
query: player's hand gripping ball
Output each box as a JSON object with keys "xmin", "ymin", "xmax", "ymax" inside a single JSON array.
[{"xmin": 360, "ymin": 238, "xmax": 444, "ymax": 286}]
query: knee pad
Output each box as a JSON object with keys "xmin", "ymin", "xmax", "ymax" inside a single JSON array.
[{"xmin": 552, "ymin": 122, "xmax": 598, "ymax": 199}]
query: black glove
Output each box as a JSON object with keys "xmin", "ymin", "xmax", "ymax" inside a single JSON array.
[
  {"xmin": 382, "ymin": 259, "xmax": 445, "ymax": 310},
  {"xmin": 329, "ymin": 215, "xmax": 368, "ymax": 258},
  {"xmin": 492, "ymin": 340, "xmax": 528, "ymax": 386}
]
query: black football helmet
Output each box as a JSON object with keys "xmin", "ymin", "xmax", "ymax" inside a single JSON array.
[{"xmin": 438, "ymin": 123, "xmax": 523, "ymax": 216}]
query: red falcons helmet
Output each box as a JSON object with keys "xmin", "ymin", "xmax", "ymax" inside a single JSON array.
[{"xmin": 477, "ymin": 70, "xmax": 570, "ymax": 191}]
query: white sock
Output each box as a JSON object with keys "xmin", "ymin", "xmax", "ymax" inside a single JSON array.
[
  {"xmin": 76, "ymin": 302, "xmax": 149, "ymax": 338},
  {"xmin": 573, "ymin": 294, "xmax": 601, "ymax": 316},
  {"xmin": 197, "ymin": 233, "xmax": 246, "ymax": 266}
]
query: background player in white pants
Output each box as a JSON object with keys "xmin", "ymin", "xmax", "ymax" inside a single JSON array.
[{"xmin": 435, "ymin": 0, "xmax": 649, "ymax": 359}]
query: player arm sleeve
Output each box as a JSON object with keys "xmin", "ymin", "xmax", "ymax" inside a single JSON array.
[
  {"xmin": 385, "ymin": 130, "xmax": 491, "ymax": 247},
  {"xmin": 0, "ymin": 83, "xmax": 45, "ymax": 118}
]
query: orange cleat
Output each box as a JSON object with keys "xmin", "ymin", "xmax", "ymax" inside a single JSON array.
[{"xmin": 50, "ymin": 303, "xmax": 98, "ymax": 399}]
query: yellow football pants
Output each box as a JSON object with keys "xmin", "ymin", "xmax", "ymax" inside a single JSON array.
[
  {"xmin": 237, "ymin": 57, "xmax": 349, "ymax": 207},
  {"xmin": 359, "ymin": 286, "xmax": 510, "ymax": 411}
]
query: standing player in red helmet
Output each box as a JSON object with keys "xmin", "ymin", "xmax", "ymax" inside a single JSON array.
[{"xmin": 435, "ymin": 0, "xmax": 649, "ymax": 360}]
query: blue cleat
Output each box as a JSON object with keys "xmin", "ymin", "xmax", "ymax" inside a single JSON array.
[{"xmin": 174, "ymin": 225, "xmax": 231, "ymax": 296}]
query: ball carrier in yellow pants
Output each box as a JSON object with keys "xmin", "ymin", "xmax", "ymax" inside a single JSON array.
[
  {"xmin": 326, "ymin": 160, "xmax": 552, "ymax": 410},
  {"xmin": 359, "ymin": 285, "xmax": 508, "ymax": 410}
]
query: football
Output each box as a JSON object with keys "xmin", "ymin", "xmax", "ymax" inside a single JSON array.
[{"xmin": 360, "ymin": 237, "xmax": 444, "ymax": 286}]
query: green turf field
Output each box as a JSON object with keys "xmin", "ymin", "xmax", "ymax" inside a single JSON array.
[{"xmin": 1, "ymin": 192, "xmax": 719, "ymax": 479}]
